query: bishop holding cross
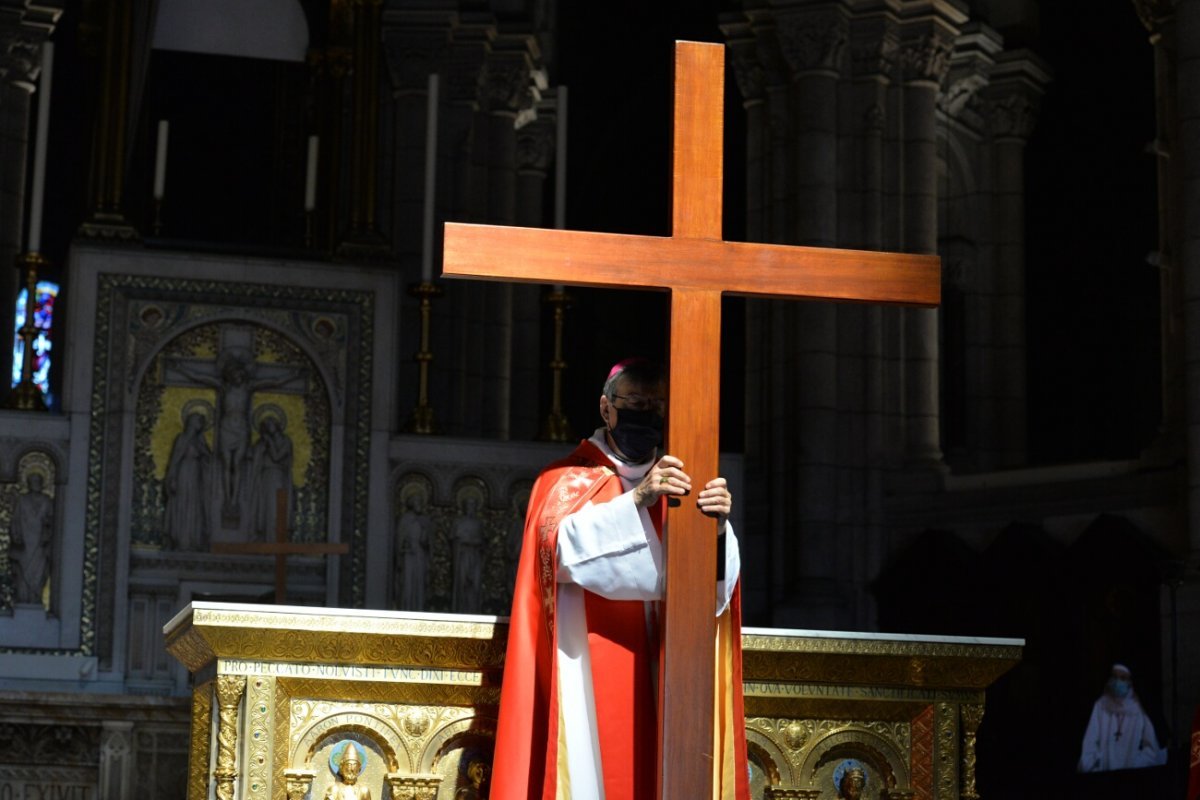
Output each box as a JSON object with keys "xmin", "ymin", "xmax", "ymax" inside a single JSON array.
[{"xmin": 492, "ymin": 358, "xmax": 749, "ymax": 799}]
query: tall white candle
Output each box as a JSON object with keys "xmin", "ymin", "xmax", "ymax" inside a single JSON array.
[
  {"xmin": 27, "ymin": 41, "xmax": 54, "ymax": 254},
  {"xmin": 421, "ymin": 73, "xmax": 439, "ymax": 283},
  {"xmin": 153, "ymin": 119, "xmax": 169, "ymax": 200},
  {"xmin": 304, "ymin": 135, "xmax": 319, "ymax": 211},
  {"xmin": 553, "ymin": 85, "xmax": 568, "ymax": 292}
]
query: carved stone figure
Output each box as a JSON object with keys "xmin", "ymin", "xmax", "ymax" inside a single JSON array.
[
  {"xmin": 164, "ymin": 411, "xmax": 212, "ymax": 551},
  {"xmin": 9, "ymin": 472, "xmax": 53, "ymax": 604},
  {"xmin": 244, "ymin": 416, "xmax": 294, "ymax": 538},
  {"xmin": 451, "ymin": 495, "xmax": 485, "ymax": 613},
  {"xmin": 176, "ymin": 351, "xmax": 299, "ymax": 515},
  {"xmin": 324, "ymin": 740, "xmax": 371, "ymax": 800},
  {"xmin": 394, "ymin": 489, "xmax": 432, "ymax": 610}
]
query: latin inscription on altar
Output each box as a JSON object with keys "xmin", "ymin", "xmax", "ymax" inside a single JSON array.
[
  {"xmin": 0, "ymin": 781, "xmax": 94, "ymax": 800},
  {"xmin": 218, "ymin": 658, "xmax": 486, "ymax": 685}
]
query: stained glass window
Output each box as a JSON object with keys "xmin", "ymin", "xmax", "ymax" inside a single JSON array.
[{"xmin": 11, "ymin": 280, "xmax": 58, "ymax": 402}]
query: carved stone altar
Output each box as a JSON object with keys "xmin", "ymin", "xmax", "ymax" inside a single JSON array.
[{"xmin": 165, "ymin": 602, "xmax": 1019, "ymax": 800}]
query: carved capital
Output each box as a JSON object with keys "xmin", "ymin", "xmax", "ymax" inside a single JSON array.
[
  {"xmin": 723, "ymin": 19, "xmax": 765, "ymax": 101},
  {"xmin": 1132, "ymin": 0, "xmax": 1176, "ymax": 34},
  {"xmin": 0, "ymin": 30, "xmax": 44, "ymax": 91},
  {"xmin": 283, "ymin": 768, "xmax": 316, "ymax": 800},
  {"xmin": 987, "ymin": 92, "xmax": 1038, "ymax": 141},
  {"xmin": 899, "ymin": 33, "xmax": 953, "ymax": 85},
  {"xmin": 850, "ymin": 15, "xmax": 899, "ymax": 80},
  {"xmin": 777, "ymin": 9, "xmax": 848, "ymax": 75},
  {"xmin": 215, "ymin": 674, "xmax": 247, "ymax": 709},
  {"xmin": 385, "ymin": 772, "xmax": 443, "ymax": 800},
  {"xmin": 482, "ymin": 48, "xmax": 533, "ymax": 114}
]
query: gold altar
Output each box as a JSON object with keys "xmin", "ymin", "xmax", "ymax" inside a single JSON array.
[{"xmin": 164, "ymin": 602, "xmax": 1021, "ymax": 799}]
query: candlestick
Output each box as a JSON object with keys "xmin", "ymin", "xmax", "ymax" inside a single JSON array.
[
  {"xmin": 421, "ymin": 74, "xmax": 439, "ymax": 283},
  {"xmin": 405, "ymin": 281, "xmax": 443, "ymax": 434},
  {"xmin": 304, "ymin": 134, "xmax": 319, "ymax": 211},
  {"xmin": 153, "ymin": 119, "xmax": 169, "ymax": 199},
  {"xmin": 27, "ymin": 42, "xmax": 54, "ymax": 254},
  {"xmin": 553, "ymin": 85, "xmax": 567, "ymax": 293},
  {"xmin": 538, "ymin": 288, "xmax": 572, "ymax": 442},
  {"xmin": 7, "ymin": 253, "xmax": 49, "ymax": 411}
]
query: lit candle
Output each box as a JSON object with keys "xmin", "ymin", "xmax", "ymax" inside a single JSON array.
[
  {"xmin": 421, "ymin": 73, "xmax": 439, "ymax": 283},
  {"xmin": 304, "ymin": 135, "xmax": 319, "ymax": 211},
  {"xmin": 27, "ymin": 41, "xmax": 54, "ymax": 254},
  {"xmin": 553, "ymin": 86, "xmax": 567, "ymax": 293},
  {"xmin": 153, "ymin": 119, "xmax": 169, "ymax": 200}
]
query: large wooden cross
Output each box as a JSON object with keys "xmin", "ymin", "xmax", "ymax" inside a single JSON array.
[
  {"xmin": 442, "ymin": 41, "xmax": 940, "ymax": 799},
  {"xmin": 212, "ymin": 490, "xmax": 348, "ymax": 603}
]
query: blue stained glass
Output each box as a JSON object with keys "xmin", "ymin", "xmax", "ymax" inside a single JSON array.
[{"xmin": 12, "ymin": 280, "xmax": 59, "ymax": 403}]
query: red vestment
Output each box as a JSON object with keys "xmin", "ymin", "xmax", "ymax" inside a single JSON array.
[{"xmin": 491, "ymin": 438, "xmax": 749, "ymax": 799}]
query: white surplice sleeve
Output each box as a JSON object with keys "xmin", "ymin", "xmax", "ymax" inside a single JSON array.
[{"xmin": 556, "ymin": 490, "xmax": 741, "ymax": 614}]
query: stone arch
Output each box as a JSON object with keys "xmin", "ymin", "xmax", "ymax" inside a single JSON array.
[{"xmin": 292, "ymin": 710, "xmax": 409, "ymax": 774}]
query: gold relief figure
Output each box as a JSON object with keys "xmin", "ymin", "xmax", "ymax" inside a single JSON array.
[
  {"xmin": 833, "ymin": 759, "xmax": 867, "ymax": 800},
  {"xmin": 325, "ymin": 740, "xmax": 371, "ymax": 800},
  {"xmin": 454, "ymin": 759, "xmax": 490, "ymax": 800},
  {"xmin": 9, "ymin": 471, "xmax": 53, "ymax": 605}
]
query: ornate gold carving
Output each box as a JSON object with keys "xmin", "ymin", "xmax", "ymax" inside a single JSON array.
[
  {"xmin": 960, "ymin": 703, "xmax": 984, "ymax": 800},
  {"xmin": 165, "ymin": 605, "xmax": 506, "ymax": 673},
  {"xmin": 188, "ymin": 681, "xmax": 213, "ymax": 800},
  {"xmin": 283, "ymin": 768, "xmax": 316, "ymax": 800},
  {"xmin": 244, "ymin": 676, "xmax": 275, "ymax": 800},
  {"xmin": 290, "ymin": 700, "xmax": 409, "ymax": 773},
  {"xmin": 213, "ymin": 675, "xmax": 246, "ymax": 800},
  {"xmin": 765, "ymin": 790, "xmax": 821, "ymax": 799},
  {"xmin": 934, "ymin": 702, "xmax": 957, "ymax": 800},
  {"xmin": 385, "ymin": 772, "xmax": 442, "ymax": 800},
  {"xmin": 784, "ymin": 720, "xmax": 812, "ymax": 750}
]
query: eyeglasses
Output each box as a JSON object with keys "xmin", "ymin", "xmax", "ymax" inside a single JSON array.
[{"xmin": 612, "ymin": 393, "xmax": 666, "ymax": 415}]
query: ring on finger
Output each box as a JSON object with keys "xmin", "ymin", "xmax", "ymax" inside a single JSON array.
[{"xmin": 659, "ymin": 476, "xmax": 670, "ymax": 485}]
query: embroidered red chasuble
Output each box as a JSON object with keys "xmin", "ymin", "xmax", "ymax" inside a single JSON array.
[{"xmin": 491, "ymin": 439, "xmax": 749, "ymax": 799}]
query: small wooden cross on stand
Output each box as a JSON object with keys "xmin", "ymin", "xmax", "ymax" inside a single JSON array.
[
  {"xmin": 443, "ymin": 41, "xmax": 940, "ymax": 798},
  {"xmin": 212, "ymin": 490, "xmax": 348, "ymax": 603}
]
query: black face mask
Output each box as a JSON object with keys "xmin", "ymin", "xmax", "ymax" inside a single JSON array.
[{"xmin": 608, "ymin": 407, "xmax": 663, "ymax": 463}]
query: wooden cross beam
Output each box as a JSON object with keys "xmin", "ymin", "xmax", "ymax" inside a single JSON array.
[
  {"xmin": 442, "ymin": 41, "xmax": 940, "ymax": 799},
  {"xmin": 212, "ymin": 490, "xmax": 348, "ymax": 603}
]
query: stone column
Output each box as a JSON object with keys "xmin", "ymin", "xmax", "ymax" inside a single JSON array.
[
  {"xmin": 79, "ymin": 0, "xmax": 137, "ymax": 239},
  {"xmin": 723, "ymin": 13, "xmax": 776, "ymax": 617},
  {"xmin": 776, "ymin": 5, "xmax": 849, "ymax": 619},
  {"xmin": 98, "ymin": 721, "xmax": 133, "ymax": 800},
  {"xmin": 1135, "ymin": 0, "xmax": 1187, "ymax": 464},
  {"xmin": 514, "ymin": 111, "xmax": 553, "ymax": 440},
  {"xmin": 1176, "ymin": 0, "xmax": 1200, "ymax": 559},
  {"xmin": 0, "ymin": 35, "xmax": 37, "ymax": 376},
  {"xmin": 984, "ymin": 53, "xmax": 1048, "ymax": 469},
  {"xmin": 849, "ymin": 12, "xmax": 898, "ymax": 627},
  {"xmin": 340, "ymin": 0, "xmax": 387, "ymax": 255},
  {"xmin": 898, "ymin": 13, "xmax": 960, "ymax": 469},
  {"xmin": 479, "ymin": 39, "xmax": 530, "ymax": 441}
]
